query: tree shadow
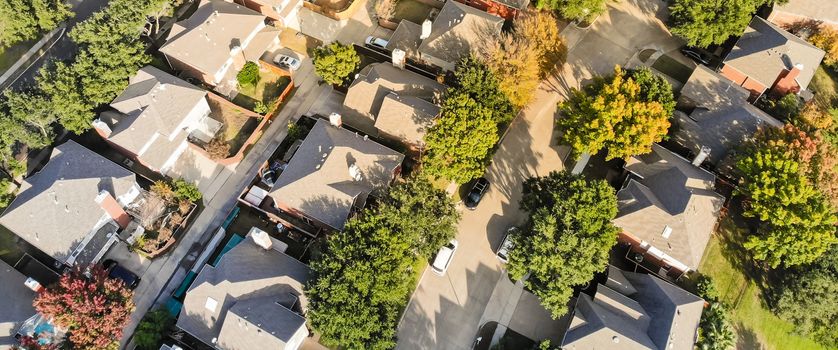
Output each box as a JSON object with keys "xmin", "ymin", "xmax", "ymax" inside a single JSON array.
[{"xmin": 735, "ymin": 321, "xmax": 764, "ymax": 350}]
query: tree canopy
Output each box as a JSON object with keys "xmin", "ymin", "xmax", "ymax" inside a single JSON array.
[
  {"xmin": 313, "ymin": 42, "xmax": 360, "ymax": 85},
  {"xmin": 33, "ymin": 266, "xmax": 135, "ymax": 350},
  {"xmin": 507, "ymin": 171, "xmax": 619, "ymax": 318},
  {"xmin": 810, "ymin": 26, "xmax": 838, "ymax": 67},
  {"xmin": 557, "ymin": 66, "xmax": 673, "ymax": 160},
  {"xmin": 668, "ymin": 0, "xmax": 769, "ymax": 48},
  {"xmin": 452, "ymin": 56, "xmax": 515, "ymax": 125},
  {"xmin": 533, "ymin": 0, "xmax": 608, "ymax": 23},
  {"xmin": 0, "ymin": 0, "xmax": 72, "ymax": 48}
]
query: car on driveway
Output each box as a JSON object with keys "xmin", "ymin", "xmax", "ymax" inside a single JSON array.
[
  {"xmin": 102, "ymin": 259, "xmax": 141, "ymax": 290},
  {"xmin": 464, "ymin": 178, "xmax": 489, "ymax": 210},
  {"xmin": 680, "ymin": 47, "xmax": 712, "ymax": 65},
  {"xmin": 365, "ymin": 36, "xmax": 389, "ymax": 50},
  {"xmin": 496, "ymin": 227, "xmax": 517, "ymax": 264},
  {"xmin": 431, "ymin": 239, "xmax": 459, "ymax": 276},
  {"xmin": 273, "ymin": 54, "xmax": 302, "ymax": 71}
]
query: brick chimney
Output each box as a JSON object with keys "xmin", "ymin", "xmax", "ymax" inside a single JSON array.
[
  {"xmin": 772, "ymin": 63, "xmax": 804, "ymax": 96},
  {"xmin": 95, "ymin": 190, "xmax": 131, "ymax": 229}
]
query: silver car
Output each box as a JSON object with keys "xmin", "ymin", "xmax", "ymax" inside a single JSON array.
[
  {"xmin": 365, "ymin": 36, "xmax": 389, "ymax": 49},
  {"xmin": 496, "ymin": 227, "xmax": 516, "ymax": 264},
  {"xmin": 432, "ymin": 239, "xmax": 459, "ymax": 276},
  {"xmin": 273, "ymin": 54, "xmax": 301, "ymax": 71}
]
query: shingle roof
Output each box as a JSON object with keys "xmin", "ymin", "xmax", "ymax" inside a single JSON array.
[
  {"xmin": 562, "ymin": 267, "xmax": 704, "ymax": 350},
  {"xmin": 343, "ymin": 63, "xmax": 445, "ymax": 120},
  {"xmin": 724, "ymin": 16, "xmax": 825, "ymax": 90},
  {"xmin": 216, "ymin": 296, "xmax": 307, "ymax": 350},
  {"xmin": 0, "ymin": 260, "xmax": 36, "ymax": 347},
  {"xmin": 418, "ymin": 1, "xmax": 503, "ymax": 65},
  {"xmin": 375, "ymin": 93, "xmax": 439, "ymax": 145},
  {"xmin": 773, "ymin": 0, "xmax": 838, "ymax": 26},
  {"xmin": 269, "ymin": 119, "xmax": 404, "ymax": 230},
  {"xmin": 0, "ymin": 141, "xmax": 137, "ymax": 265},
  {"xmin": 613, "ymin": 144, "xmax": 724, "ymax": 270},
  {"xmin": 386, "ymin": 20, "xmax": 423, "ymax": 56},
  {"xmin": 160, "ymin": 0, "xmax": 267, "ymax": 75},
  {"xmin": 107, "ymin": 66, "xmax": 208, "ymax": 170},
  {"xmin": 177, "ymin": 234, "xmax": 312, "ymax": 348}
]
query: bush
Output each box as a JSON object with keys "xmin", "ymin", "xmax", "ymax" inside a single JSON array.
[
  {"xmin": 134, "ymin": 309, "xmax": 173, "ymax": 350},
  {"xmin": 694, "ymin": 276, "xmax": 736, "ymax": 350},
  {"xmin": 237, "ymin": 61, "xmax": 260, "ymax": 86},
  {"xmin": 253, "ymin": 100, "xmax": 269, "ymax": 115},
  {"xmin": 150, "ymin": 180, "xmax": 175, "ymax": 201},
  {"xmin": 205, "ymin": 138, "xmax": 231, "ymax": 160},
  {"xmin": 172, "ymin": 178, "xmax": 202, "ymax": 202},
  {"xmin": 758, "ymin": 93, "xmax": 802, "ymax": 121},
  {"xmin": 312, "ymin": 42, "xmax": 360, "ymax": 85}
]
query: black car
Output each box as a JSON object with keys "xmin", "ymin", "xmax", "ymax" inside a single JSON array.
[
  {"xmin": 680, "ymin": 47, "xmax": 712, "ymax": 65},
  {"xmin": 102, "ymin": 259, "xmax": 141, "ymax": 290},
  {"xmin": 464, "ymin": 178, "xmax": 490, "ymax": 210}
]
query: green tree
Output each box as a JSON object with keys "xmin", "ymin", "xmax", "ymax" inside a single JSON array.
[
  {"xmin": 313, "ymin": 42, "xmax": 360, "ymax": 85},
  {"xmin": 557, "ymin": 66, "xmax": 672, "ymax": 160},
  {"xmin": 36, "ymin": 61, "xmax": 94, "ymax": 134},
  {"xmin": 534, "ymin": 0, "xmax": 608, "ymax": 23},
  {"xmin": 172, "ymin": 178, "xmax": 202, "ymax": 202},
  {"xmin": 669, "ymin": 0, "xmax": 769, "ymax": 48},
  {"xmin": 453, "ymin": 56, "xmax": 515, "ymax": 125},
  {"xmin": 3, "ymin": 90, "xmax": 57, "ymax": 145},
  {"xmin": 31, "ymin": 0, "xmax": 73, "ymax": 33},
  {"xmin": 134, "ymin": 309, "xmax": 173, "ymax": 350},
  {"xmin": 507, "ymin": 171, "xmax": 619, "ymax": 318},
  {"xmin": 759, "ymin": 93, "xmax": 802, "ymax": 121},
  {"xmin": 0, "ymin": 0, "xmax": 72, "ymax": 48},
  {"xmin": 307, "ymin": 210, "xmax": 415, "ymax": 350},
  {"xmin": 237, "ymin": 61, "xmax": 260, "ymax": 86},
  {"xmin": 423, "ymin": 93, "xmax": 499, "ymax": 184}
]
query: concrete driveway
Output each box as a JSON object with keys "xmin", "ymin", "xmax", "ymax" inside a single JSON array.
[{"xmin": 396, "ymin": 0, "xmax": 684, "ymax": 348}]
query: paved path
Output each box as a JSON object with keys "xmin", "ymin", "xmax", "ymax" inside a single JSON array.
[{"xmin": 396, "ymin": 0, "xmax": 683, "ymax": 348}]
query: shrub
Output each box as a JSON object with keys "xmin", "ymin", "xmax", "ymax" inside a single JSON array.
[
  {"xmin": 172, "ymin": 178, "xmax": 202, "ymax": 202},
  {"xmin": 312, "ymin": 42, "xmax": 360, "ymax": 85},
  {"xmin": 253, "ymin": 100, "xmax": 269, "ymax": 115},
  {"xmin": 150, "ymin": 180, "xmax": 175, "ymax": 201},
  {"xmin": 205, "ymin": 138, "xmax": 231, "ymax": 160},
  {"xmin": 237, "ymin": 61, "xmax": 260, "ymax": 86},
  {"xmin": 134, "ymin": 309, "xmax": 173, "ymax": 350}
]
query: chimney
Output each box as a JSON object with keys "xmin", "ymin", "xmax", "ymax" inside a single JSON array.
[
  {"xmin": 250, "ymin": 227, "xmax": 273, "ymax": 250},
  {"xmin": 329, "ymin": 112, "xmax": 342, "ymax": 127},
  {"xmin": 420, "ymin": 19, "xmax": 432, "ymax": 40},
  {"xmin": 92, "ymin": 119, "xmax": 112, "ymax": 138},
  {"xmin": 348, "ymin": 163, "xmax": 362, "ymax": 181},
  {"xmin": 692, "ymin": 146, "xmax": 711, "ymax": 166},
  {"xmin": 95, "ymin": 191, "xmax": 130, "ymax": 229},
  {"xmin": 786, "ymin": 63, "xmax": 804, "ymax": 81},
  {"xmin": 392, "ymin": 49, "xmax": 406, "ymax": 69}
]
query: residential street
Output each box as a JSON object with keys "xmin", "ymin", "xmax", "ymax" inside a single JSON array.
[{"xmin": 396, "ymin": 0, "xmax": 684, "ymax": 348}]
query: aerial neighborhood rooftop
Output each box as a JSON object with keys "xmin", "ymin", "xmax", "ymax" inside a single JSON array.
[{"xmin": 0, "ymin": 0, "xmax": 836, "ymax": 349}]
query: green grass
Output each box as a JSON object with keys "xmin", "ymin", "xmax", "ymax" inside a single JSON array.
[
  {"xmin": 651, "ymin": 55, "xmax": 693, "ymax": 84},
  {"xmin": 0, "ymin": 40, "xmax": 35, "ymax": 74},
  {"xmin": 233, "ymin": 70, "xmax": 292, "ymax": 110},
  {"xmin": 394, "ymin": 0, "xmax": 433, "ymax": 24},
  {"xmin": 697, "ymin": 218, "xmax": 827, "ymax": 350},
  {"xmin": 810, "ymin": 66, "xmax": 838, "ymax": 111}
]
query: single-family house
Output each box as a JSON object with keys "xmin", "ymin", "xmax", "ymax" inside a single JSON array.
[
  {"xmin": 177, "ymin": 231, "xmax": 312, "ymax": 350},
  {"xmin": 160, "ymin": 0, "xmax": 280, "ymax": 90},
  {"xmin": 343, "ymin": 63, "xmax": 445, "ymax": 148},
  {"xmin": 719, "ymin": 16, "xmax": 825, "ymax": 101},
  {"xmin": 386, "ymin": 0, "xmax": 503, "ymax": 71},
  {"xmin": 561, "ymin": 266, "xmax": 704, "ymax": 350},
  {"xmin": 455, "ymin": 0, "xmax": 529, "ymax": 20},
  {"xmin": 0, "ymin": 260, "xmax": 36, "ymax": 347},
  {"xmin": 0, "ymin": 141, "xmax": 141, "ymax": 268},
  {"xmin": 672, "ymin": 65, "xmax": 783, "ymax": 171},
  {"xmin": 94, "ymin": 66, "xmax": 221, "ymax": 176},
  {"xmin": 269, "ymin": 119, "xmax": 404, "ymax": 231},
  {"xmin": 768, "ymin": 0, "xmax": 838, "ymax": 31},
  {"xmin": 232, "ymin": 0, "xmax": 304, "ymax": 29},
  {"xmin": 613, "ymin": 144, "xmax": 724, "ymax": 277}
]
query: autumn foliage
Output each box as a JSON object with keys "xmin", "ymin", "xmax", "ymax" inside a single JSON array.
[{"xmin": 33, "ymin": 265, "xmax": 135, "ymax": 350}]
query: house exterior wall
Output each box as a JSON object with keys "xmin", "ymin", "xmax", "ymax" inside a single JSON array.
[
  {"xmin": 771, "ymin": 68, "xmax": 802, "ymax": 97},
  {"xmin": 719, "ymin": 64, "xmax": 768, "ymax": 101},
  {"xmin": 164, "ymin": 54, "xmax": 217, "ymax": 86},
  {"xmin": 618, "ymin": 231, "xmax": 691, "ymax": 276},
  {"xmin": 454, "ymin": 0, "xmax": 517, "ymax": 20}
]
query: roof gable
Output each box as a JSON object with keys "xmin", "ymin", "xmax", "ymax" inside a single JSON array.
[{"xmin": 418, "ymin": 1, "xmax": 503, "ymax": 64}]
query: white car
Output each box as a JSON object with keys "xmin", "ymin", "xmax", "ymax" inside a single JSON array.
[
  {"xmin": 273, "ymin": 54, "xmax": 302, "ymax": 71},
  {"xmin": 365, "ymin": 36, "xmax": 389, "ymax": 49},
  {"xmin": 496, "ymin": 227, "xmax": 516, "ymax": 264},
  {"xmin": 431, "ymin": 239, "xmax": 459, "ymax": 276}
]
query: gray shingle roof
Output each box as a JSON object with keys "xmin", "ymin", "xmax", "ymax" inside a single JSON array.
[
  {"xmin": 386, "ymin": 20, "xmax": 423, "ymax": 56},
  {"xmin": 216, "ymin": 296, "xmax": 307, "ymax": 350},
  {"xmin": 107, "ymin": 66, "xmax": 209, "ymax": 170},
  {"xmin": 0, "ymin": 260, "xmax": 36, "ymax": 347},
  {"xmin": 344, "ymin": 63, "xmax": 445, "ymax": 121},
  {"xmin": 562, "ymin": 267, "xmax": 704, "ymax": 350},
  {"xmin": 724, "ymin": 16, "xmax": 825, "ymax": 90},
  {"xmin": 269, "ymin": 119, "xmax": 404, "ymax": 230},
  {"xmin": 419, "ymin": 1, "xmax": 503, "ymax": 65},
  {"xmin": 160, "ymin": 0, "xmax": 267, "ymax": 75},
  {"xmin": 0, "ymin": 141, "xmax": 137, "ymax": 265},
  {"xmin": 614, "ymin": 144, "xmax": 724, "ymax": 270},
  {"xmin": 177, "ymin": 234, "xmax": 312, "ymax": 349},
  {"xmin": 375, "ymin": 93, "xmax": 439, "ymax": 146}
]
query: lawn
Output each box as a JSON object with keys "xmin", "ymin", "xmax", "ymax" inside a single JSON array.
[
  {"xmin": 651, "ymin": 54, "xmax": 693, "ymax": 84},
  {"xmin": 0, "ymin": 40, "xmax": 34, "ymax": 74},
  {"xmin": 810, "ymin": 66, "xmax": 838, "ymax": 111},
  {"xmin": 394, "ymin": 0, "xmax": 434, "ymax": 24},
  {"xmin": 232, "ymin": 69, "xmax": 292, "ymax": 111},
  {"xmin": 696, "ymin": 217, "xmax": 827, "ymax": 350},
  {"xmin": 208, "ymin": 98, "xmax": 260, "ymax": 155}
]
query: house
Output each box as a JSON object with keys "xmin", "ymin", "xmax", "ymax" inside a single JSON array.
[
  {"xmin": 269, "ymin": 119, "xmax": 404, "ymax": 231},
  {"xmin": 719, "ymin": 16, "xmax": 825, "ymax": 101},
  {"xmin": 343, "ymin": 63, "xmax": 445, "ymax": 148},
  {"xmin": 232, "ymin": 0, "xmax": 304, "ymax": 29},
  {"xmin": 613, "ymin": 144, "xmax": 724, "ymax": 277},
  {"xmin": 0, "ymin": 260, "xmax": 36, "ymax": 347},
  {"xmin": 455, "ymin": 0, "xmax": 529, "ymax": 20},
  {"xmin": 561, "ymin": 266, "xmax": 704, "ymax": 350},
  {"xmin": 94, "ymin": 66, "xmax": 221, "ymax": 177},
  {"xmin": 386, "ymin": 0, "xmax": 503, "ymax": 71},
  {"xmin": 0, "ymin": 141, "xmax": 141, "ymax": 268},
  {"xmin": 672, "ymin": 65, "xmax": 783, "ymax": 171},
  {"xmin": 768, "ymin": 0, "xmax": 838, "ymax": 31},
  {"xmin": 177, "ymin": 231, "xmax": 311, "ymax": 350},
  {"xmin": 160, "ymin": 0, "xmax": 279, "ymax": 90}
]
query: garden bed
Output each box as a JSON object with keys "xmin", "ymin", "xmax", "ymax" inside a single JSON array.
[{"xmin": 126, "ymin": 180, "xmax": 202, "ymax": 258}]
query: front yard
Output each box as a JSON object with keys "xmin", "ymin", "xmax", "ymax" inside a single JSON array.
[{"xmin": 232, "ymin": 67, "xmax": 292, "ymax": 112}]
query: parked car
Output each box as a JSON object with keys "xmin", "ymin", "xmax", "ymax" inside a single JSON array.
[
  {"xmin": 431, "ymin": 239, "xmax": 459, "ymax": 276},
  {"xmin": 464, "ymin": 178, "xmax": 490, "ymax": 210},
  {"xmin": 496, "ymin": 227, "xmax": 517, "ymax": 264},
  {"xmin": 273, "ymin": 54, "xmax": 302, "ymax": 71},
  {"xmin": 680, "ymin": 47, "xmax": 712, "ymax": 65},
  {"xmin": 365, "ymin": 36, "xmax": 389, "ymax": 49},
  {"xmin": 102, "ymin": 259, "xmax": 141, "ymax": 290}
]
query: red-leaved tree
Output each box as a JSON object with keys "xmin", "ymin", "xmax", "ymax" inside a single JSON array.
[{"xmin": 33, "ymin": 265, "xmax": 135, "ymax": 350}]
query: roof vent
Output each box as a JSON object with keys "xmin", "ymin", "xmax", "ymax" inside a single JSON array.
[
  {"xmin": 363, "ymin": 135, "xmax": 369, "ymax": 141},
  {"xmin": 349, "ymin": 163, "xmax": 362, "ymax": 181},
  {"xmin": 612, "ymin": 336, "xmax": 620, "ymax": 343},
  {"xmin": 251, "ymin": 228, "xmax": 273, "ymax": 250},
  {"xmin": 205, "ymin": 297, "xmax": 218, "ymax": 312},
  {"xmin": 420, "ymin": 19, "xmax": 432, "ymax": 40},
  {"xmin": 329, "ymin": 112, "xmax": 342, "ymax": 127},
  {"xmin": 661, "ymin": 225, "xmax": 672, "ymax": 239}
]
